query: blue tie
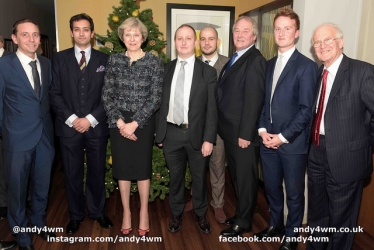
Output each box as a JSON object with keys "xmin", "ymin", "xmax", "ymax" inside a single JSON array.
[{"xmin": 226, "ymin": 52, "xmax": 238, "ymax": 70}]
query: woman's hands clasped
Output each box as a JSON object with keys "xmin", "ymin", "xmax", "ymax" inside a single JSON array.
[{"xmin": 117, "ymin": 119, "xmax": 138, "ymax": 141}]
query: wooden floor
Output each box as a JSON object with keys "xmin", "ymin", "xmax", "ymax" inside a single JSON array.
[{"xmin": 1, "ymin": 156, "xmax": 373, "ymax": 250}]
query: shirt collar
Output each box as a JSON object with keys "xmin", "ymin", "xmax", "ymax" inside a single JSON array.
[
  {"xmin": 324, "ymin": 53, "xmax": 343, "ymax": 77},
  {"xmin": 178, "ymin": 54, "xmax": 195, "ymax": 65},
  {"xmin": 16, "ymin": 49, "xmax": 38, "ymax": 64},
  {"xmin": 202, "ymin": 52, "xmax": 218, "ymax": 65},
  {"xmin": 278, "ymin": 46, "xmax": 296, "ymax": 61},
  {"xmin": 74, "ymin": 45, "xmax": 91, "ymax": 57},
  {"xmin": 236, "ymin": 44, "xmax": 254, "ymax": 58}
]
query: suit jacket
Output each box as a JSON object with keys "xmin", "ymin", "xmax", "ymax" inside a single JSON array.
[
  {"xmin": 215, "ymin": 46, "xmax": 266, "ymax": 146},
  {"xmin": 258, "ymin": 49, "xmax": 318, "ymax": 154},
  {"xmin": 155, "ymin": 58, "xmax": 217, "ymax": 150},
  {"xmin": 197, "ymin": 54, "xmax": 230, "ymax": 80},
  {"xmin": 49, "ymin": 47, "xmax": 109, "ymax": 138},
  {"xmin": 0, "ymin": 53, "xmax": 54, "ymax": 151},
  {"xmin": 313, "ymin": 55, "xmax": 374, "ymax": 182}
]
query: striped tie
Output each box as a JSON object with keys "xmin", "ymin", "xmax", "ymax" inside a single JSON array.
[{"xmin": 79, "ymin": 51, "xmax": 86, "ymax": 73}]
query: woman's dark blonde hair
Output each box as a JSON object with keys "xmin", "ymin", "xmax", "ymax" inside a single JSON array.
[{"xmin": 118, "ymin": 17, "xmax": 148, "ymax": 42}]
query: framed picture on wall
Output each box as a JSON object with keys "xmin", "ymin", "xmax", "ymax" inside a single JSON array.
[{"xmin": 167, "ymin": 4, "xmax": 235, "ymax": 60}]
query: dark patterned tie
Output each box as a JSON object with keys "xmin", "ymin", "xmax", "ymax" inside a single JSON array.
[
  {"xmin": 29, "ymin": 60, "xmax": 40, "ymax": 98},
  {"xmin": 79, "ymin": 51, "xmax": 86, "ymax": 73},
  {"xmin": 204, "ymin": 60, "xmax": 210, "ymax": 65},
  {"xmin": 312, "ymin": 69, "xmax": 329, "ymax": 146}
]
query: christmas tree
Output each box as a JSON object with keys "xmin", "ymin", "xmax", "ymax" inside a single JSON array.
[{"xmin": 95, "ymin": 0, "xmax": 191, "ymax": 202}]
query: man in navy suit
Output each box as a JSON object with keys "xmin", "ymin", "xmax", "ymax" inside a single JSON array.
[
  {"xmin": 216, "ymin": 16, "xmax": 266, "ymax": 237},
  {"xmin": 0, "ymin": 19, "xmax": 56, "ymax": 249},
  {"xmin": 49, "ymin": 13, "xmax": 113, "ymax": 235},
  {"xmin": 307, "ymin": 23, "xmax": 374, "ymax": 250},
  {"xmin": 155, "ymin": 24, "xmax": 217, "ymax": 234},
  {"xmin": 255, "ymin": 9, "xmax": 317, "ymax": 250}
]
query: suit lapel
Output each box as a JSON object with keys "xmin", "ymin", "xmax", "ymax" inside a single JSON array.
[
  {"xmin": 313, "ymin": 66, "xmax": 324, "ymax": 111},
  {"xmin": 88, "ymin": 49, "xmax": 100, "ymax": 84},
  {"xmin": 189, "ymin": 58, "xmax": 201, "ymax": 103},
  {"xmin": 276, "ymin": 50, "xmax": 298, "ymax": 86},
  {"xmin": 65, "ymin": 48, "xmax": 79, "ymax": 83},
  {"xmin": 38, "ymin": 55, "xmax": 48, "ymax": 99},
  {"xmin": 164, "ymin": 60, "xmax": 177, "ymax": 103},
  {"xmin": 9, "ymin": 54, "xmax": 36, "ymax": 96},
  {"xmin": 267, "ymin": 58, "xmax": 276, "ymax": 98},
  {"xmin": 326, "ymin": 55, "xmax": 349, "ymax": 110}
]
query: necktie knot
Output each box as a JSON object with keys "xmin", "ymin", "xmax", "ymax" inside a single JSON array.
[
  {"xmin": 204, "ymin": 60, "xmax": 210, "ymax": 64},
  {"xmin": 226, "ymin": 52, "xmax": 238, "ymax": 70},
  {"xmin": 29, "ymin": 60, "xmax": 37, "ymax": 69},
  {"xmin": 180, "ymin": 61, "xmax": 187, "ymax": 67}
]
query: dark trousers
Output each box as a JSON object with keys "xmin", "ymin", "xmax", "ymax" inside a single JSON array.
[
  {"xmin": 5, "ymin": 131, "xmax": 55, "ymax": 247},
  {"xmin": 224, "ymin": 140, "xmax": 259, "ymax": 229},
  {"xmin": 59, "ymin": 133, "xmax": 108, "ymax": 221},
  {"xmin": 0, "ymin": 138, "xmax": 6, "ymax": 207},
  {"xmin": 260, "ymin": 143, "xmax": 307, "ymax": 237},
  {"xmin": 307, "ymin": 136, "xmax": 364, "ymax": 250},
  {"xmin": 162, "ymin": 124, "xmax": 208, "ymax": 217}
]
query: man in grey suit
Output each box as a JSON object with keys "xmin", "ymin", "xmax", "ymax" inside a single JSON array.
[
  {"xmin": 307, "ymin": 23, "xmax": 374, "ymax": 250},
  {"xmin": 185, "ymin": 26, "xmax": 229, "ymax": 224}
]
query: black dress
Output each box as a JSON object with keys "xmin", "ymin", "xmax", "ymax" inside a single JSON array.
[{"xmin": 110, "ymin": 111, "xmax": 155, "ymax": 180}]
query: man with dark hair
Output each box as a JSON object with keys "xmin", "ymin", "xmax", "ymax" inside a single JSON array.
[
  {"xmin": 156, "ymin": 24, "xmax": 217, "ymax": 234},
  {"xmin": 0, "ymin": 19, "xmax": 56, "ymax": 249},
  {"xmin": 254, "ymin": 9, "xmax": 317, "ymax": 250},
  {"xmin": 216, "ymin": 16, "xmax": 266, "ymax": 237},
  {"xmin": 307, "ymin": 22, "xmax": 374, "ymax": 250},
  {"xmin": 49, "ymin": 13, "xmax": 113, "ymax": 235}
]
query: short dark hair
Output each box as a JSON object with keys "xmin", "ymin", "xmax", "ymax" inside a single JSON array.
[
  {"xmin": 69, "ymin": 13, "xmax": 94, "ymax": 31},
  {"xmin": 274, "ymin": 8, "xmax": 300, "ymax": 30},
  {"xmin": 174, "ymin": 24, "xmax": 196, "ymax": 40},
  {"xmin": 12, "ymin": 18, "xmax": 39, "ymax": 35}
]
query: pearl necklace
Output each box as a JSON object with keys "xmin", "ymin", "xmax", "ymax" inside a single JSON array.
[{"xmin": 126, "ymin": 49, "xmax": 143, "ymax": 63}]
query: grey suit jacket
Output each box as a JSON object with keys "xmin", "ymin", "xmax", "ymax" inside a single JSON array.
[
  {"xmin": 313, "ymin": 55, "xmax": 374, "ymax": 182},
  {"xmin": 198, "ymin": 54, "xmax": 229, "ymax": 80}
]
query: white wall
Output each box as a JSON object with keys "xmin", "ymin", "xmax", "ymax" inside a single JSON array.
[{"xmin": 294, "ymin": 0, "xmax": 362, "ymax": 64}]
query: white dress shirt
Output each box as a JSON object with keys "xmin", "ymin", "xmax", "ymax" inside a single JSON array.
[
  {"xmin": 316, "ymin": 54, "xmax": 344, "ymax": 135},
  {"xmin": 167, "ymin": 55, "xmax": 195, "ymax": 124},
  {"xmin": 16, "ymin": 50, "xmax": 41, "ymax": 90},
  {"xmin": 66, "ymin": 45, "xmax": 98, "ymax": 128},
  {"xmin": 0, "ymin": 47, "xmax": 4, "ymax": 57},
  {"xmin": 202, "ymin": 52, "xmax": 218, "ymax": 66}
]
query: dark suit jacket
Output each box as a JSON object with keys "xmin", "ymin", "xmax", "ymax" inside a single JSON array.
[
  {"xmin": 258, "ymin": 49, "xmax": 318, "ymax": 154},
  {"xmin": 215, "ymin": 46, "xmax": 266, "ymax": 146},
  {"xmin": 198, "ymin": 54, "xmax": 230, "ymax": 80},
  {"xmin": 155, "ymin": 58, "xmax": 217, "ymax": 150},
  {"xmin": 0, "ymin": 53, "xmax": 54, "ymax": 151},
  {"xmin": 49, "ymin": 47, "xmax": 109, "ymax": 138},
  {"xmin": 314, "ymin": 55, "xmax": 374, "ymax": 182}
]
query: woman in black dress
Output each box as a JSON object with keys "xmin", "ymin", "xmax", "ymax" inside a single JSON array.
[{"xmin": 102, "ymin": 17, "xmax": 163, "ymax": 236}]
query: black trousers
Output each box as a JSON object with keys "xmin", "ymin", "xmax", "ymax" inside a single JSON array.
[
  {"xmin": 307, "ymin": 136, "xmax": 364, "ymax": 250},
  {"xmin": 162, "ymin": 124, "xmax": 208, "ymax": 217},
  {"xmin": 224, "ymin": 140, "xmax": 259, "ymax": 229}
]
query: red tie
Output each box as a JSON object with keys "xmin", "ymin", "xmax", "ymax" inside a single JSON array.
[{"xmin": 313, "ymin": 69, "xmax": 329, "ymax": 146}]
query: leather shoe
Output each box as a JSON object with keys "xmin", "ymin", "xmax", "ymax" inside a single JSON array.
[
  {"xmin": 168, "ymin": 215, "xmax": 182, "ymax": 233},
  {"xmin": 37, "ymin": 230, "xmax": 56, "ymax": 241},
  {"xmin": 225, "ymin": 216, "xmax": 235, "ymax": 226},
  {"xmin": 0, "ymin": 207, "xmax": 7, "ymax": 220},
  {"xmin": 213, "ymin": 207, "xmax": 226, "ymax": 224},
  {"xmin": 279, "ymin": 241, "xmax": 297, "ymax": 250},
  {"xmin": 66, "ymin": 220, "xmax": 83, "ymax": 234},
  {"xmin": 195, "ymin": 216, "xmax": 211, "ymax": 233},
  {"xmin": 0, "ymin": 240, "xmax": 17, "ymax": 250},
  {"xmin": 18, "ymin": 245, "xmax": 34, "ymax": 250},
  {"xmin": 96, "ymin": 216, "xmax": 113, "ymax": 229},
  {"xmin": 220, "ymin": 224, "xmax": 251, "ymax": 236},
  {"xmin": 254, "ymin": 225, "xmax": 285, "ymax": 239}
]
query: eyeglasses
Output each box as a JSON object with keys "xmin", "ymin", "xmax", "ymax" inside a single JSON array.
[{"xmin": 312, "ymin": 38, "xmax": 340, "ymax": 48}]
